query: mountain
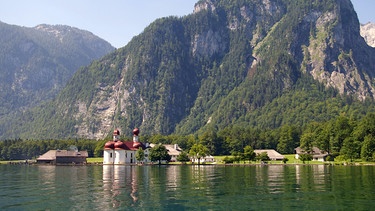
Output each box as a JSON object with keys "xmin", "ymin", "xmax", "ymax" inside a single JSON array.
[
  {"xmin": 2, "ymin": 0, "xmax": 375, "ymax": 140},
  {"xmin": 0, "ymin": 22, "xmax": 114, "ymax": 115},
  {"xmin": 361, "ymin": 22, "xmax": 375, "ymax": 47}
]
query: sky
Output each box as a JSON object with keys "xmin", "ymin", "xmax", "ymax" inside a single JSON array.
[{"xmin": 0, "ymin": 0, "xmax": 373, "ymax": 48}]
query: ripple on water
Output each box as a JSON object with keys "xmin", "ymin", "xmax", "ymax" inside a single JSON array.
[{"xmin": 1, "ymin": 164, "xmax": 375, "ymax": 210}]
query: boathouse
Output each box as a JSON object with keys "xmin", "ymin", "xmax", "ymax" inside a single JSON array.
[{"xmin": 37, "ymin": 149, "xmax": 88, "ymax": 164}]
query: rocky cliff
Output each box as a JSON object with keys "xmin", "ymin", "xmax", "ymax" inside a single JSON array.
[
  {"xmin": 2, "ymin": 0, "xmax": 375, "ymax": 140},
  {"xmin": 361, "ymin": 22, "xmax": 375, "ymax": 47}
]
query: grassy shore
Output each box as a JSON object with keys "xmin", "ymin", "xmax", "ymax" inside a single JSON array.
[
  {"xmin": 86, "ymin": 157, "xmax": 103, "ymax": 164},
  {"xmin": 2, "ymin": 156, "xmax": 374, "ymax": 165},
  {"xmin": 85, "ymin": 155, "xmax": 344, "ymax": 165}
]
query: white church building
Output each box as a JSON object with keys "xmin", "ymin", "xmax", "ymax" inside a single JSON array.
[{"xmin": 103, "ymin": 128, "xmax": 150, "ymax": 164}]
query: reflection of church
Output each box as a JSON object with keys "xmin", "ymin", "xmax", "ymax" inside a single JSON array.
[
  {"xmin": 103, "ymin": 128, "xmax": 150, "ymax": 164},
  {"xmin": 102, "ymin": 165, "xmax": 140, "ymax": 208}
]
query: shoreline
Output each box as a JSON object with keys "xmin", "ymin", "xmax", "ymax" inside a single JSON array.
[{"xmin": 2, "ymin": 160, "xmax": 375, "ymax": 166}]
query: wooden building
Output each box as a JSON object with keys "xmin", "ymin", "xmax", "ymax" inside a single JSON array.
[{"xmin": 37, "ymin": 150, "xmax": 88, "ymax": 164}]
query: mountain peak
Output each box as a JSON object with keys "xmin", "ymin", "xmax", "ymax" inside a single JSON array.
[
  {"xmin": 2, "ymin": 0, "xmax": 375, "ymax": 140},
  {"xmin": 0, "ymin": 21, "xmax": 115, "ymax": 139},
  {"xmin": 194, "ymin": 0, "xmax": 217, "ymax": 13},
  {"xmin": 361, "ymin": 22, "xmax": 375, "ymax": 47}
]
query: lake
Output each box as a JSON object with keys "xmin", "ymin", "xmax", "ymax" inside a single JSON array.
[{"xmin": 0, "ymin": 164, "xmax": 374, "ymax": 210}]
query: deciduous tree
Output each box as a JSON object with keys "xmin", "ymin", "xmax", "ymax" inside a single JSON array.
[
  {"xmin": 177, "ymin": 151, "xmax": 190, "ymax": 163},
  {"xmin": 135, "ymin": 148, "xmax": 145, "ymax": 163},
  {"xmin": 242, "ymin": 145, "xmax": 255, "ymax": 163},
  {"xmin": 149, "ymin": 144, "xmax": 171, "ymax": 165},
  {"xmin": 298, "ymin": 153, "xmax": 313, "ymax": 164},
  {"xmin": 189, "ymin": 143, "xmax": 209, "ymax": 165}
]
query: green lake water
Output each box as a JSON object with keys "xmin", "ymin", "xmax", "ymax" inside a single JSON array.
[{"xmin": 0, "ymin": 164, "xmax": 374, "ymax": 210}]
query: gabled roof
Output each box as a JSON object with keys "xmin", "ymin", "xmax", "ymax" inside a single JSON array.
[
  {"xmin": 149, "ymin": 144, "xmax": 182, "ymax": 156},
  {"xmin": 295, "ymin": 147, "xmax": 328, "ymax": 158},
  {"xmin": 254, "ymin": 149, "xmax": 284, "ymax": 160},
  {"xmin": 37, "ymin": 150, "xmax": 56, "ymax": 161},
  {"xmin": 164, "ymin": 144, "xmax": 182, "ymax": 156},
  {"xmin": 37, "ymin": 150, "xmax": 88, "ymax": 161}
]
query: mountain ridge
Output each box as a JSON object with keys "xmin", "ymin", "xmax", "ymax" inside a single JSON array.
[
  {"xmin": 361, "ymin": 22, "xmax": 375, "ymax": 47},
  {"xmin": 1, "ymin": 0, "xmax": 375, "ymax": 140},
  {"xmin": 0, "ymin": 21, "xmax": 114, "ymax": 138},
  {"xmin": 0, "ymin": 21, "xmax": 114, "ymax": 112}
]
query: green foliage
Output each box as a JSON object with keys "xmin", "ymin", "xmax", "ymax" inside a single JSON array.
[
  {"xmin": 135, "ymin": 148, "xmax": 145, "ymax": 163},
  {"xmin": 149, "ymin": 144, "xmax": 171, "ymax": 164},
  {"xmin": 0, "ymin": 22, "xmax": 114, "ymax": 139},
  {"xmin": 177, "ymin": 151, "xmax": 190, "ymax": 163},
  {"xmin": 277, "ymin": 125, "xmax": 300, "ymax": 154},
  {"xmin": 340, "ymin": 137, "xmax": 360, "ymax": 162},
  {"xmin": 1, "ymin": 0, "xmax": 375, "ymax": 155},
  {"xmin": 222, "ymin": 155, "xmax": 241, "ymax": 164},
  {"xmin": 189, "ymin": 143, "xmax": 209, "ymax": 164},
  {"xmin": 242, "ymin": 145, "xmax": 256, "ymax": 162},
  {"xmin": 361, "ymin": 135, "xmax": 375, "ymax": 161},
  {"xmin": 0, "ymin": 139, "xmax": 99, "ymax": 160},
  {"xmin": 222, "ymin": 156, "xmax": 234, "ymax": 164},
  {"xmin": 300, "ymin": 132, "xmax": 314, "ymax": 153},
  {"xmin": 298, "ymin": 154, "xmax": 313, "ymax": 164},
  {"xmin": 282, "ymin": 157, "xmax": 289, "ymax": 164},
  {"xmin": 199, "ymin": 127, "xmax": 222, "ymax": 155},
  {"xmin": 256, "ymin": 152, "xmax": 270, "ymax": 162},
  {"xmin": 3, "ymin": 112, "xmax": 375, "ymax": 163}
]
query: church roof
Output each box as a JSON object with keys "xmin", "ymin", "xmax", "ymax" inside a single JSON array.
[{"xmin": 104, "ymin": 140, "xmax": 147, "ymax": 151}]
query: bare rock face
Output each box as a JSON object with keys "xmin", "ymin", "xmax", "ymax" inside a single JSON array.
[
  {"xmin": 193, "ymin": 0, "xmax": 216, "ymax": 13},
  {"xmin": 9, "ymin": 0, "xmax": 375, "ymax": 140},
  {"xmin": 301, "ymin": 1, "xmax": 375, "ymax": 101},
  {"xmin": 361, "ymin": 22, "xmax": 375, "ymax": 47},
  {"xmin": 72, "ymin": 0, "xmax": 375, "ymax": 139}
]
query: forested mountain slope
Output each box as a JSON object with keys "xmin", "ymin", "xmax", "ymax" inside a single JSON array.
[
  {"xmin": 2, "ymin": 0, "xmax": 375, "ymax": 140},
  {"xmin": 0, "ymin": 22, "xmax": 114, "ymax": 113}
]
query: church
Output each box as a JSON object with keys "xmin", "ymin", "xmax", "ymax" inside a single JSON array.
[{"xmin": 103, "ymin": 128, "xmax": 150, "ymax": 164}]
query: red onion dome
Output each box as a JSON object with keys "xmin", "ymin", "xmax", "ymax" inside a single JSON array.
[
  {"xmin": 114, "ymin": 141, "xmax": 126, "ymax": 150},
  {"xmin": 104, "ymin": 141, "xmax": 115, "ymax": 149},
  {"xmin": 113, "ymin": 129, "xmax": 120, "ymax": 136},
  {"xmin": 133, "ymin": 128, "xmax": 140, "ymax": 136}
]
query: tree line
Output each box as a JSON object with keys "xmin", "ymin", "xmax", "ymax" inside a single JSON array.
[{"xmin": 1, "ymin": 113, "xmax": 375, "ymax": 162}]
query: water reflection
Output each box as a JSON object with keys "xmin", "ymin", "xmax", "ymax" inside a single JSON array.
[
  {"xmin": 103, "ymin": 165, "xmax": 139, "ymax": 208},
  {"xmin": 98, "ymin": 165, "xmax": 375, "ymax": 210},
  {"xmin": 265, "ymin": 165, "xmax": 287, "ymax": 194},
  {"xmin": 295, "ymin": 165, "xmax": 331, "ymax": 192},
  {"xmin": 1, "ymin": 165, "xmax": 375, "ymax": 210},
  {"xmin": 37, "ymin": 165, "xmax": 57, "ymax": 193}
]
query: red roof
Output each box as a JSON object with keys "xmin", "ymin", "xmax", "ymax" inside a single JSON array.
[
  {"xmin": 104, "ymin": 140, "xmax": 146, "ymax": 151},
  {"xmin": 104, "ymin": 141, "xmax": 115, "ymax": 149}
]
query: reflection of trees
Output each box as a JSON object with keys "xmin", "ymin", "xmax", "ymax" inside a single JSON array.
[
  {"xmin": 37, "ymin": 166, "xmax": 90, "ymax": 210},
  {"xmin": 261, "ymin": 166, "xmax": 285, "ymax": 194},
  {"xmin": 98, "ymin": 165, "xmax": 375, "ymax": 210},
  {"xmin": 145, "ymin": 165, "xmax": 218, "ymax": 208},
  {"xmin": 295, "ymin": 165, "xmax": 330, "ymax": 192}
]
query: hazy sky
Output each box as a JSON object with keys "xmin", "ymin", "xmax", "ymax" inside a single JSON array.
[{"xmin": 0, "ymin": 0, "xmax": 373, "ymax": 48}]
